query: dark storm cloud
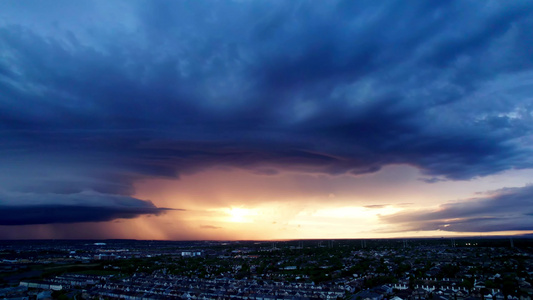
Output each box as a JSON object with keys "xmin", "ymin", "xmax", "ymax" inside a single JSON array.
[
  {"xmin": 0, "ymin": 191, "xmax": 176, "ymax": 225},
  {"xmin": 381, "ymin": 185, "xmax": 533, "ymax": 232},
  {"xmin": 0, "ymin": 205, "xmax": 172, "ymax": 225},
  {"xmin": 1, "ymin": 1, "xmax": 533, "ymax": 224}
]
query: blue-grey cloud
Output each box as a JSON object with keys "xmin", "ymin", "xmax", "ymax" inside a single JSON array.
[
  {"xmin": 381, "ymin": 185, "xmax": 533, "ymax": 232},
  {"xmin": 0, "ymin": 191, "xmax": 176, "ymax": 225},
  {"xmin": 0, "ymin": 205, "xmax": 172, "ymax": 225},
  {"xmin": 0, "ymin": 1, "xmax": 533, "ymax": 220}
]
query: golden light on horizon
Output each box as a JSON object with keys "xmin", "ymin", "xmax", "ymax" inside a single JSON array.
[
  {"xmin": 127, "ymin": 167, "xmax": 533, "ymax": 240},
  {"xmin": 226, "ymin": 207, "xmax": 258, "ymax": 223}
]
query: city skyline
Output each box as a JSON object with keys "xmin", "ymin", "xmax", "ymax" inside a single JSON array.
[{"xmin": 1, "ymin": 1, "xmax": 533, "ymax": 240}]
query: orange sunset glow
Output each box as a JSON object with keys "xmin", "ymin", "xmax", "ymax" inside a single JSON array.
[{"xmin": 2, "ymin": 1, "xmax": 533, "ymax": 240}]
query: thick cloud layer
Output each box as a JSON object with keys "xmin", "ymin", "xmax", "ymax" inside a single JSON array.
[
  {"xmin": 1, "ymin": 1, "xmax": 533, "ymax": 226},
  {"xmin": 381, "ymin": 185, "xmax": 533, "ymax": 232},
  {"xmin": 0, "ymin": 191, "xmax": 175, "ymax": 225}
]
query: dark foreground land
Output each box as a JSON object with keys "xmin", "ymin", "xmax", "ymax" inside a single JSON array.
[{"xmin": 1, "ymin": 237, "xmax": 533, "ymax": 300}]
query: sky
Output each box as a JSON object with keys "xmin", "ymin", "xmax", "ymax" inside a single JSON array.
[{"xmin": 1, "ymin": 0, "xmax": 533, "ymax": 240}]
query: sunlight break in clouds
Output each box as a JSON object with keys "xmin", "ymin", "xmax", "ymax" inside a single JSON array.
[{"xmin": 1, "ymin": 1, "xmax": 533, "ymax": 239}]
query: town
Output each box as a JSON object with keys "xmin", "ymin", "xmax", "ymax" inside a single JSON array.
[{"xmin": 0, "ymin": 238, "xmax": 532, "ymax": 300}]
